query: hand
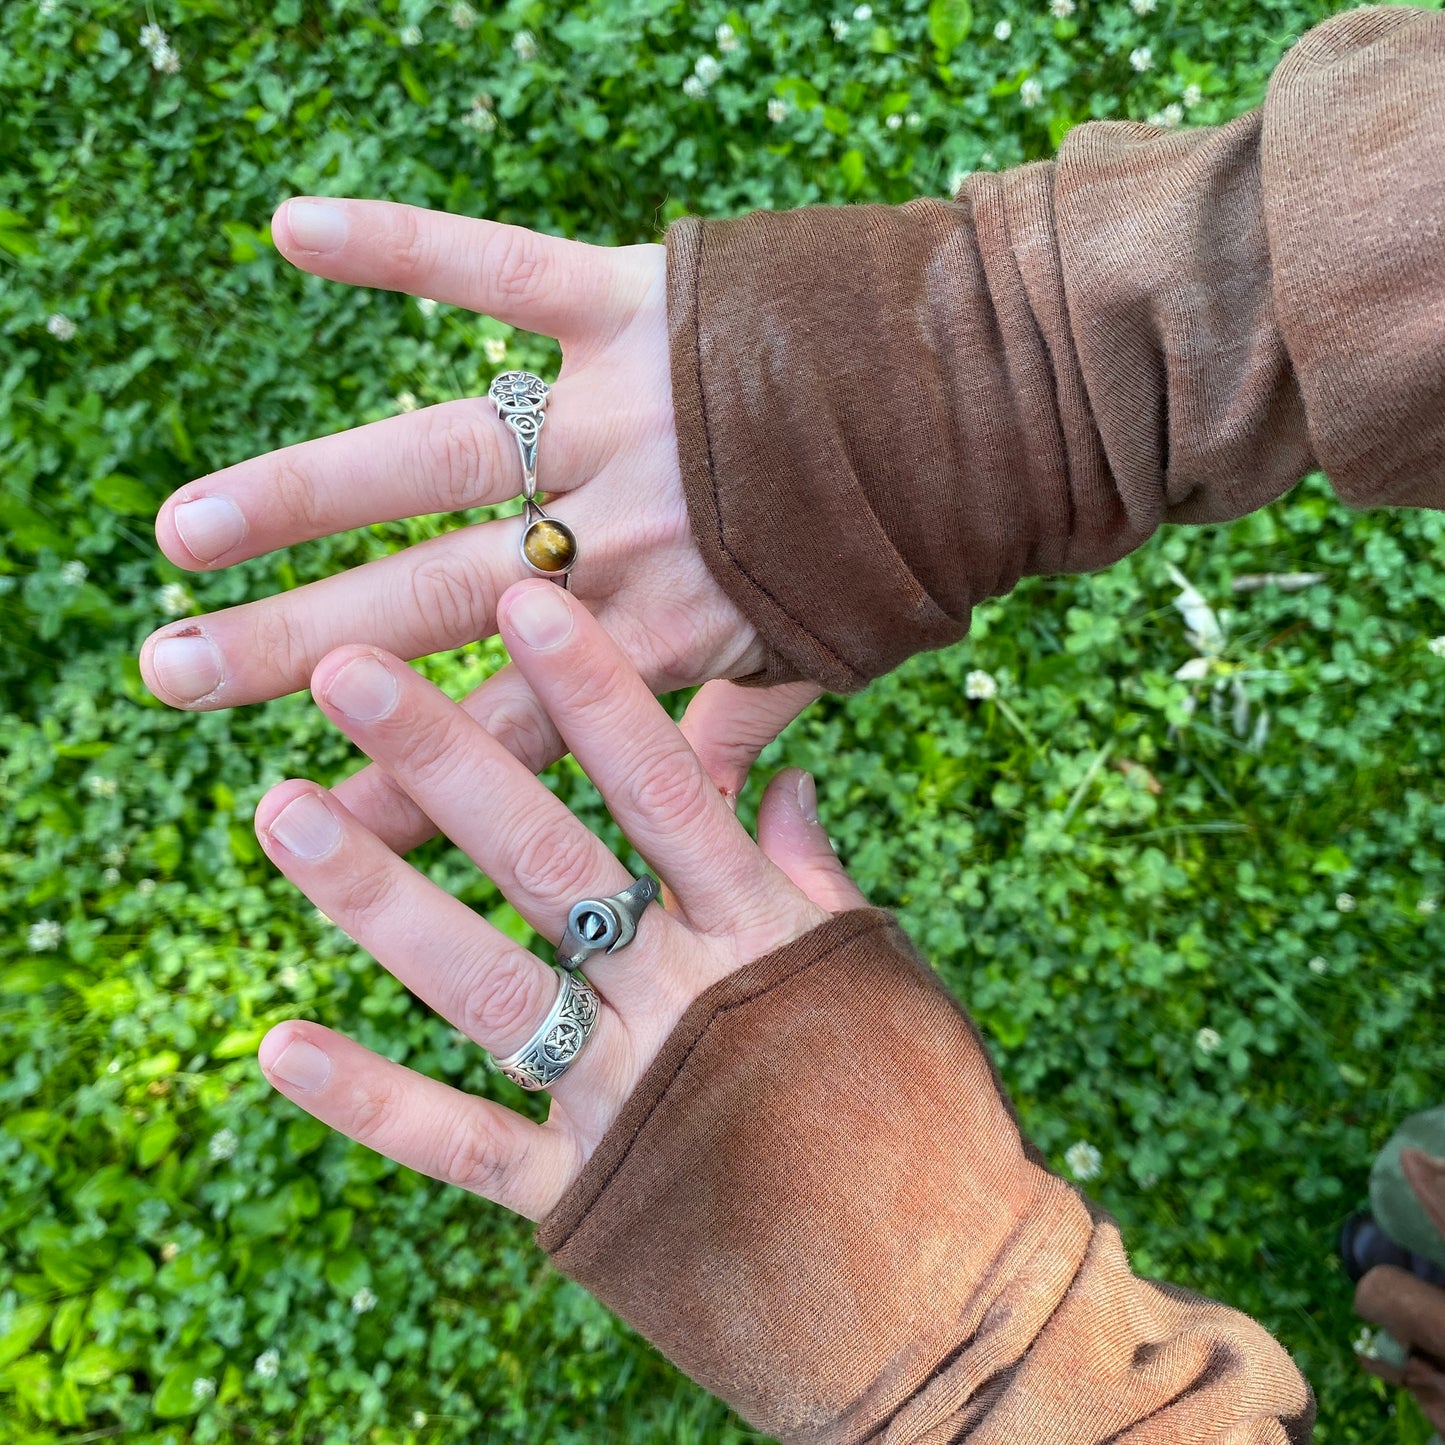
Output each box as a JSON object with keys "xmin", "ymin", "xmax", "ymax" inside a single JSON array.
[
  {"xmin": 251, "ymin": 579, "xmax": 860, "ymax": 1220},
  {"xmin": 144, "ymin": 198, "xmax": 764, "ymax": 853}
]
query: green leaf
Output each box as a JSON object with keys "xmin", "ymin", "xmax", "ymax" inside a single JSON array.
[
  {"xmin": 213, "ymin": 1027, "xmax": 265, "ymax": 1060},
  {"xmin": 822, "ymin": 106, "xmax": 850, "ymax": 136},
  {"xmin": 324, "ymin": 1248, "xmax": 372, "ymax": 1297},
  {"xmin": 0, "ymin": 1304, "xmax": 50, "ymax": 1371},
  {"xmin": 153, "ymin": 1362, "xmax": 209, "ymax": 1418},
  {"xmin": 399, "ymin": 59, "xmax": 431, "ymax": 107},
  {"xmin": 927, "ymin": 0, "xmax": 973, "ymax": 57},
  {"xmin": 90, "ymin": 474, "xmax": 157, "ymax": 517},
  {"xmin": 136, "ymin": 1116, "xmax": 180, "ymax": 1168},
  {"xmin": 63, "ymin": 1343, "xmax": 130, "ymax": 1387},
  {"xmin": 839, "ymin": 148, "xmax": 866, "ymax": 195}
]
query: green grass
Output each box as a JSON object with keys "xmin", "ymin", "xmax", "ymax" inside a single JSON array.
[{"xmin": 2, "ymin": 0, "xmax": 1442, "ymax": 1440}]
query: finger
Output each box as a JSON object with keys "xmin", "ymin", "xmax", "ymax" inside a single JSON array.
[
  {"xmin": 680, "ymin": 679, "xmax": 823, "ymax": 807},
  {"xmin": 141, "ymin": 521, "xmax": 515, "ymax": 710},
  {"xmin": 157, "ymin": 394, "xmax": 607, "ymax": 570},
  {"xmin": 253, "ymin": 779, "xmax": 625, "ymax": 1115},
  {"xmin": 333, "ymin": 661, "xmax": 564, "ymax": 855},
  {"xmin": 258, "ymin": 1021, "xmax": 577, "ymax": 1221},
  {"xmin": 497, "ymin": 581, "xmax": 799, "ymax": 938},
  {"xmin": 272, "ymin": 197, "xmax": 656, "ymax": 343},
  {"xmin": 309, "ymin": 647, "xmax": 694, "ymax": 1021},
  {"xmin": 756, "ymin": 769, "xmax": 869, "ymax": 914}
]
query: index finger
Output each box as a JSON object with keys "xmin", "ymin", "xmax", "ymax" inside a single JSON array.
[{"xmin": 271, "ymin": 197, "xmax": 657, "ymax": 343}]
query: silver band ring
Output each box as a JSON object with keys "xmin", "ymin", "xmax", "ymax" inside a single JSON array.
[
  {"xmin": 556, "ymin": 874, "xmax": 660, "ymax": 972},
  {"xmin": 487, "ymin": 369, "xmax": 577, "ymax": 590},
  {"xmin": 491, "ymin": 968, "xmax": 600, "ymax": 1092}
]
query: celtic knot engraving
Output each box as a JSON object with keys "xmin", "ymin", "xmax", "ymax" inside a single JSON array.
[{"xmin": 496, "ymin": 971, "xmax": 599, "ymax": 1090}]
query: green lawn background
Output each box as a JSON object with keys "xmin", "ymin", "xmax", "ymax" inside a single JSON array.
[{"xmin": 2, "ymin": 0, "xmax": 1443, "ymax": 1440}]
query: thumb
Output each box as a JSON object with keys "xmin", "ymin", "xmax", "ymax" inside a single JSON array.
[
  {"xmin": 757, "ymin": 769, "xmax": 868, "ymax": 914},
  {"xmin": 679, "ymin": 679, "xmax": 823, "ymax": 807}
]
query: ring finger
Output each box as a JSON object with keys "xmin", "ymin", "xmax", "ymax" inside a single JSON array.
[{"xmin": 253, "ymin": 778, "xmax": 634, "ymax": 1119}]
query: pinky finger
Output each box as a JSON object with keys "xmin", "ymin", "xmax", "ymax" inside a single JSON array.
[{"xmin": 258, "ymin": 1023, "xmax": 580, "ymax": 1222}]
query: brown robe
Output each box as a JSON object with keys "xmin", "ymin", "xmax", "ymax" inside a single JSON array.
[{"xmin": 539, "ymin": 7, "xmax": 1445, "ymax": 1439}]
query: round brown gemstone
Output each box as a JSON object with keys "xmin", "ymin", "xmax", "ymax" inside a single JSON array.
[{"xmin": 522, "ymin": 518, "xmax": 577, "ymax": 574}]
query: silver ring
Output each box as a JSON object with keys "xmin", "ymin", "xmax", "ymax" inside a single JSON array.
[
  {"xmin": 491, "ymin": 968, "xmax": 600, "ymax": 1091},
  {"xmin": 487, "ymin": 369, "xmax": 577, "ymax": 589},
  {"xmin": 556, "ymin": 874, "xmax": 660, "ymax": 972}
]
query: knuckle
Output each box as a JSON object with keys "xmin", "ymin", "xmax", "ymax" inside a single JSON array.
[
  {"xmin": 437, "ymin": 1118, "xmax": 517, "ymax": 1200},
  {"xmin": 333, "ymin": 860, "xmax": 399, "ymax": 933},
  {"xmin": 459, "ymin": 949, "xmax": 547, "ymax": 1046},
  {"xmin": 405, "ymin": 552, "xmax": 490, "ymax": 647},
  {"xmin": 251, "ymin": 604, "xmax": 314, "ymax": 686},
  {"xmin": 393, "ymin": 701, "xmax": 475, "ymax": 798},
  {"xmin": 486, "ymin": 698, "xmax": 559, "ymax": 773},
  {"xmin": 622, "ymin": 748, "xmax": 716, "ymax": 835},
  {"xmin": 383, "ymin": 206, "xmax": 430, "ymax": 283},
  {"xmin": 416, "ymin": 404, "xmax": 497, "ymax": 512},
  {"xmin": 481, "ymin": 225, "xmax": 548, "ymax": 310},
  {"xmin": 348, "ymin": 1076, "xmax": 401, "ymax": 1151},
  {"xmin": 509, "ymin": 810, "xmax": 600, "ymax": 912},
  {"xmin": 268, "ymin": 455, "xmax": 325, "ymax": 539}
]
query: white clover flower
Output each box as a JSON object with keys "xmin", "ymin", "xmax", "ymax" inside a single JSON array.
[
  {"xmin": 137, "ymin": 878, "xmax": 157, "ymax": 898},
  {"xmin": 1129, "ymin": 45, "xmax": 1153, "ymax": 71},
  {"xmin": 158, "ymin": 583, "xmax": 191, "ymax": 616},
  {"xmin": 1183, "ymin": 82, "xmax": 1203, "ymax": 108},
  {"xmin": 152, "ymin": 42, "xmax": 180, "ymax": 74},
  {"xmin": 1065, "ymin": 1141, "xmax": 1103, "ymax": 1181},
  {"xmin": 105, "ymin": 1057, "xmax": 121, "ymax": 1074},
  {"xmin": 254, "ymin": 1350, "xmax": 280, "ymax": 1379},
  {"xmin": 28, "ymin": 920, "xmax": 63, "ymax": 952},
  {"xmin": 715, "ymin": 22, "xmax": 738, "ymax": 52},
  {"xmin": 39, "ymin": 0, "xmax": 59, "ymax": 14},
  {"xmin": 192, "ymin": 1376, "xmax": 216, "ymax": 1401},
  {"xmin": 277, "ymin": 964, "xmax": 301, "ymax": 990},
  {"xmin": 948, "ymin": 168, "xmax": 972, "ymax": 193},
  {"xmin": 395, "ymin": 391, "xmax": 418, "ymax": 413},
  {"xmin": 463, "ymin": 104, "xmax": 497, "ymax": 135},
  {"xmin": 512, "ymin": 29, "xmax": 537, "ymax": 61},
  {"xmin": 416, "ymin": 297, "xmax": 439, "ymax": 317},
  {"xmin": 1050, "ymin": 0, "xmax": 1076, "ymax": 16},
  {"xmin": 209, "ymin": 1128, "xmax": 238, "ymax": 1162},
  {"xmin": 47, "ymin": 313, "xmax": 76, "ymax": 341},
  {"xmin": 1428, "ymin": 636, "xmax": 1445, "ymax": 658},
  {"xmin": 1308, "ymin": 955, "xmax": 1328, "ymax": 974},
  {"xmin": 767, "ymin": 97, "xmax": 788, "ymax": 123},
  {"xmin": 351, "ymin": 1287, "xmax": 378, "ymax": 1314},
  {"xmin": 483, "ymin": 337, "xmax": 507, "ymax": 365},
  {"xmin": 1336, "ymin": 892, "xmax": 1357, "ymax": 913},
  {"xmin": 1020, "ymin": 77, "xmax": 1044, "ymax": 108},
  {"xmin": 412, "ymin": 1412, "xmax": 428, "ymax": 1428},
  {"xmin": 1161, "ymin": 102, "xmax": 1183, "ymax": 126},
  {"xmin": 61, "ymin": 560, "xmax": 88, "ymax": 585},
  {"xmin": 965, "ymin": 669, "xmax": 998, "ymax": 700},
  {"xmin": 906, "ymin": 111, "xmax": 921, "ymax": 127},
  {"xmin": 1130, "ymin": 0, "xmax": 1156, "ymax": 12},
  {"xmin": 694, "ymin": 54, "xmax": 722, "ymax": 85},
  {"xmin": 993, "ymin": 19, "xmax": 1013, "ymax": 40},
  {"xmin": 86, "ymin": 774, "xmax": 118, "ymax": 797},
  {"xmin": 140, "ymin": 23, "xmax": 167, "ymax": 52},
  {"xmin": 451, "ymin": 3, "xmax": 476, "ymax": 30},
  {"xmin": 101, "ymin": 846, "xmax": 127, "ymax": 867},
  {"xmin": 885, "ymin": 112, "xmax": 902, "ymax": 130},
  {"xmin": 400, "ymin": 25, "xmax": 421, "ymax": 46},
  {"xmin": 831, "ymin": 18, "xmax": 850, "ymax": 39},
  {"xmin": 1195, "ymin": 1027, "xmax": 1221, "ymax": 1054},
  {"xmin": 981, "ymin": 150, "xmax": 996, "ymax": 166},
  {"xmin": 160, "ymin": 1240, "xmax": 180, "ymax": 1261},
  {"xmin": 102, "ymin": 867, "xmax": 121, "ymax": 885},
  {"xmin": 1354, "ymin": 1327, "xmax": 1381, "ymax": 1360},
  {"xmin": 1419, "ymin": 897, "xmax": 1439, "ymax": 916},
  {"xmin": 682, "ymin": 75, "xmax": 707, "ymax": 99},
  {"xmin": 853, "ymin": 3, "xmax": 873, "ymax": 18}
]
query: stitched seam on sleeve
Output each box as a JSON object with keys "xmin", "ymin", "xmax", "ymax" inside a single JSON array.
[
  {"xmin": 691, "ymin": 220, "xmax": 864, "ymax": 684},
  {"xmin": 548, "ymin": 914, "xmax": 894, "ymax": 1252}
]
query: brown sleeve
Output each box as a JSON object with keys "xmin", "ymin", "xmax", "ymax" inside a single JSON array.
[
  {"xmin": 537, "ymin": 910, "xmax": 1314, "ymax": 1443},
  {"xmin": 665, "ymin": 5, "xmax": 1445, "ymax": 691}
]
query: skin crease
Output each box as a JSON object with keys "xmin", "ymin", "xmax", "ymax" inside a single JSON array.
[
  {"xmin": 140, "ymin": 198, "xmax": 772, "ymax": 855},
  {"xmin": 250, "ymin": 581, "xmax": 858, "ymax": 1223}
]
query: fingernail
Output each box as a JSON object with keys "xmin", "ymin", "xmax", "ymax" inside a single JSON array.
[
  {"xmin": 797, "ymin": 771, "xmax": 819, "ymax": 824},
  {"xmin": 508, "ymin": 583, "xmax": 573, "ymax": 651},
  {"xmin": 265, "ymin": 1038, "xmax": 331, "ymax": 1092},
  {"xmin": 152, "ymin": 634, "xmax": 224, "ymax": 703},
  {"xmin": 174, "ymin": 495, "xmax": 247, "ymax": 562},
  {"xmin": 268, "ymin": 793, "xmax": 341, "ymax": 860},
  {"xmin": 286, "ymin": 199, "xmax": 348, "ymax": 252},
  {"xmin": 325, "ymin": 655, "xmax": 399, "ymax": 722}
]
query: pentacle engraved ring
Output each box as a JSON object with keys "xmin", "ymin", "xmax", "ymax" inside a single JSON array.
[
  {"xmin": 487, "ymin": 369, "xmax": 578, "ymax": 589},
  {"xmin": 491, "ymin": 968, "xmax": 600, "ymax": 1091},
  {"xmin": 555, "ymin": 875, "xmax": 660, "ymax": 973}
]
